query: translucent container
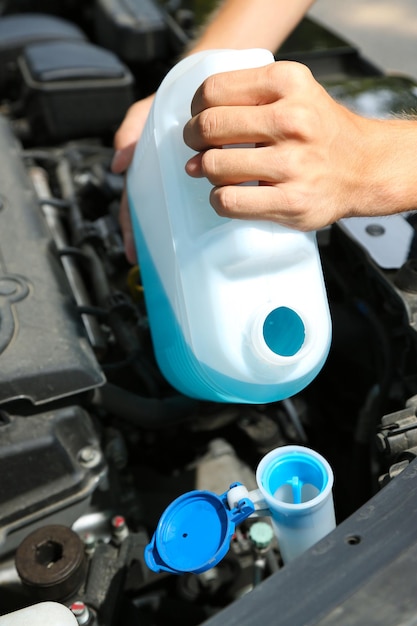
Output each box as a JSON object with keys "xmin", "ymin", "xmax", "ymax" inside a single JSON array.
[
  {"xmin": 252, "ymin": 445, "xmax": 336, "ymax": 563},
  {"xmin": 127, "ymin": 49, "xmax": 332, "ymax": 403}
]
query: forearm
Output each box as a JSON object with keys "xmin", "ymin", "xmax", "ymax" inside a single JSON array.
[
  {"xmin": 187, "ymin": 0, "xmax": 315, "ymax": 55},
  {"xmin": 353, "ymin": 117, "xmax": 417, "ymax": 218}
]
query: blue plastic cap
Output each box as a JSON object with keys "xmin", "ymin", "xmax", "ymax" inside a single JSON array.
[{"xmin": 145, "ymin": 485, "xmax": 255, "ymax": 575}]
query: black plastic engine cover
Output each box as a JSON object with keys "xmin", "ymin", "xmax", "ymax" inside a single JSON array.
[
  {"xmin": 0, "ymin": 13, "xmax": 86, "ymax": 61},
  {"xmin": 0, "ymin": 115, "xmax": 105, "ymax": 405},
  {"xmin": 0, "ymin": 405, "xmax": 106, "ymax": 555},
  {"xmin": 19, "ymin": 40, "xmax": 134, "ymax": 140},
  {"xmin": 0, "ymin": 13, "xmax": 87, "ymax": 88},
  {"xmin": 95, "ymin": 0, "xmax": 168, "ymax": 62}
]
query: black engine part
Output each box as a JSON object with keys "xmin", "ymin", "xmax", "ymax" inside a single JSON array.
[
  {"xmin": 0, "ymin": 115, "xmax": 104, "ymax": 404},
  {"xmin": 94, "ymin": 0, "xmax": 169, "ymax": 63},
  {"xmin": 19, "ymin": 40, "xmax": 134, "ymax": 140}
]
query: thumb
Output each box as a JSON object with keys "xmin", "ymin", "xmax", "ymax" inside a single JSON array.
[{"xmin": 111, "ymin": 94, "xmax": 155, "ymax": 174}]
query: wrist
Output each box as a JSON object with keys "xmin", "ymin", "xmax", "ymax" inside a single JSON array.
[{"xmin": 352, "ymin": 117, "xmax": 417, "ymax": 218}]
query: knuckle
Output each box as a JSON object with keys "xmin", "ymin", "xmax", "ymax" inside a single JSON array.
[
  {"xmin": 285, "ymin": 61, "xmax": 313, "ymax": 89},
  {"xmin": 196, "ymin": 109, "xmax": 218, "ymax": 143},
  {"xmin": 292, "ymin": 61, "xmax": 313, "ymax": 81},
  {"xmin": 282, "ymin": 191, "xmax": 313, "ymax": 231},
  {"xmin": 292, "ymin": 102, "xmax": 316, "ymax": 128},
  {"xmin": 278, "ymin": 101, "xmax": 316, "ymax": 140},
  {"xmin": 267, "ymin": 60, "xmax": 313, "ymax": 92},
  {"xmin": 211, "ymin": 186, "xmax": 238, "ymax": 217},
  {"xmin": 200, "ymin": 149, "xmax": 218, "ymax": 181},
  {"xmin": 198, "ymin": 74, "xmax": 218, "ymax": 108},
  {"xmin": 263, "ymin": 63, "xmax": 284, "ymax": 98}
]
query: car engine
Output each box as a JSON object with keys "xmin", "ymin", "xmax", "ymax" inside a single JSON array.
[{"xmin": 1, "ymin": 1, "xmax": 417, "ymax": 625}]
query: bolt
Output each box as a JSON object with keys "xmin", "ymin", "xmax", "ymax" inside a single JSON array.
[
  {"xmin": 82, "ymin": 532, "xmax": 96, "ymax": 557},
  {"xmin": 365, "ymin": 223, "xmax": 385, "ymax": 237},
  {"xmin": 78, "ymin": 446, "xmax": 102, "ymax": 468},
  {"xmin": 70, "ymin": 601, "xmax": 90, "ymax": 625},
  {"xmin": 111, "ymin": 515, "xmax": 129, "ymax": 543}
]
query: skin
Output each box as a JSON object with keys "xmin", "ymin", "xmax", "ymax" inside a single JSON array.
[
  {"xmin": 111, "ymin": 0, "xmax": 315, "ymax": 263},
  {"xmin": 112, "ymin": 0, "xmax": 417, "ymax": 263},
  {"xmin": 183, "ymin": 61, "xmax": 417, "ymax": 228}
]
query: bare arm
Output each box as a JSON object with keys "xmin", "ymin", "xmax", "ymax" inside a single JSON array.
[{"xmin": 186, "ymin": 0, "xmax": 316, "ymax": 54}]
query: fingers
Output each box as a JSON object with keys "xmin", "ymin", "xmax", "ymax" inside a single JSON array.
[
  {"xmin": 209, "ymin": 184, "xmax": 301, "ymax": 227},
  {"xmin": 118, "ymin": 188, "xmax": 137, "ymax": 265},
  {"xmin": 111, "ymin": 95, "xmax": 154, "ymax": 174},
  {"xmin": 184, "ymin": 65, "xmax": 320, "ymax": 154},
  {"xmin": 111, "ymin": 95, "xmax": 154, "ymax": 261},
  {"xmin": 208, "ymin": 184, "xmax": 332, "ymax": 232},
  {"xmin": 184, "ymin": 104, "xmax": 280, "ymax": 152},
  {"xmin": 185, "ymin": 145, "xmax": 290, "ymax": 186},
  {"xmin": 111, "ymin": 143, "xmax": 137, "ymax": 175},
  {"xmin": 190, "ymin": 60, "xmax": 312, "ymax": 115}
]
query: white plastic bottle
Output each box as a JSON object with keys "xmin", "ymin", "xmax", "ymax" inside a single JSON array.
[
  {"xmin": 127, "ymin": 49, "xmax": 332, "ymax": 404},
  {"xmin": 0, "ymin": 603, "xmax": 77, "ymax": 625}
]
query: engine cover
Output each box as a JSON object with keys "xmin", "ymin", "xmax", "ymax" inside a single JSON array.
[
  {"xmin": 0, "ymin": 406, "xmax": 106, "ymax": 556},
  {"xmin": 0, "ymin": 115, "xmax": 104, "ymax": 405}
]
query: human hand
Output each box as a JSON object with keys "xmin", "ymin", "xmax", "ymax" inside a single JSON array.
[
  {"xmin": 111, "ymin": 94, "xmax": 154, "ymax": 263},
  {"xmin": 183, "ymin": 61, "xmax": 389, "ymax": 231}
]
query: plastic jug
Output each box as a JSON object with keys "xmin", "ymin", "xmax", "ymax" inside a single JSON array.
[{"xmin": 127, "ymin": 48, "xmax": 332, "ymax": 404}]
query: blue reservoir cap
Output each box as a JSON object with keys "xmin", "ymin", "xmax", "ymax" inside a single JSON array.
[{"xmin": 145, "ymin": 484, "xmax": 255, "ymax": 575}]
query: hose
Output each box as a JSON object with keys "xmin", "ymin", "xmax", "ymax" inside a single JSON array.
[{"xmin": 92, "ymin": 382, "xmax": 199, "ymax": 429}]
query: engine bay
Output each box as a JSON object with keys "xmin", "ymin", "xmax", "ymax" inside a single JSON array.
[{"xmin": 1, "ymin": 1, "xmax": 417, "ymax": 624}]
